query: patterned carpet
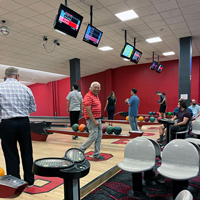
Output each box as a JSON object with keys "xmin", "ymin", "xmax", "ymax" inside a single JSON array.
[{"xmin": 83, "ymin": 160, "xmax": 200, "ymax": 200}]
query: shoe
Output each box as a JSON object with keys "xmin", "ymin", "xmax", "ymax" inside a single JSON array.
[
  {"xmin": 72, "ymin": 136, "xmax": 78, "ymax": 140},
  {"xmin": 156, "ymin": 139, "xmax": 163, "ymax": 144},
  {"xmin": 93, "ymin": 156, "xmax": 105, "ymax": 160},
  {"xmin": 27, "ymin": 184, "xmax": 34, "ymax": 188}
]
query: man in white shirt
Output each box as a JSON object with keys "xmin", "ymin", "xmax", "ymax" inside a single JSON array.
[
  {"xmin": 0, "ymin": 67, "xmax": 36, "ymax": 187},
  {"xmin": 66, "ymin": 83, "xmax": 83, "ymax": 139}
]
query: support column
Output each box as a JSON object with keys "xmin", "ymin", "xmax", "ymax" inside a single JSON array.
[
  {"xmin": 70, "ymin": 58, "xmax": 81, "ymax": 92},
  {"xmin": 179, "ymin": 37, "xmax": 192, "ymax": 105}
]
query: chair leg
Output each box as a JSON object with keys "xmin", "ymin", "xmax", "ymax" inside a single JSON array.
[
  {"xmin": 172, "ymin": 180, "xmax": 184, "ymax": 199},
  {"xmin": 132, "ymin": 172, "xmax": 143, "ymax": 192}
]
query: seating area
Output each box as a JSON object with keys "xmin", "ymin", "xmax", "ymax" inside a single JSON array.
[{"xmin": 118, "ymin": 137, "xmax": 199, "ymax": 199}]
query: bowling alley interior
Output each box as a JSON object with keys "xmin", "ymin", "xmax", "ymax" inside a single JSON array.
[{"xmin": 1, "ymin": 0, "xmax": 200, "ymax": 200}]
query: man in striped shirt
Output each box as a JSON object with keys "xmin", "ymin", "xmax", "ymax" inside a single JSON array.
[
  {"xmin": 0, "ymin": 67, "xmax": 36, "ymax": 187},
  {"xmin": 80, "ymin": 82, "xmax": 104, "ymax": 159}
]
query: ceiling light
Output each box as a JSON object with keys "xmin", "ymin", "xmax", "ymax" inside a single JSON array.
[
  {"xmin": 162, "ymin": 51, "xmax": 175, "ymax": 56},
  {"xmin": 115, "ymin": 10, "xmax": 138, "ymax": 21},
  {"xmin": 0, "ymin": 20, "xmax": 9, "ymax": 36},
  {"xmin": 146, "ymin": 37, "xmax": 162, "ymax": 43},
  {"xmin": 123, "ymin": 58, "xmax": 129, "ymax": 61},
  {"xmin": 98, "ymin": 46, "xmax": 113, "ymax": 51}
]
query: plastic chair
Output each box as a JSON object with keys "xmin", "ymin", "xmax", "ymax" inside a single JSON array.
[
  {"xmin": 118, "ymin": 137, "xmax": 155, "ymax": 197},
  {"xmin": 144, "ymin": 138, "xmax": 161, "ymax": 182},
  {"xmin": 185, "ymin": 138, "xmax": 200, "ymax": 158},
  {"xmin": 170, "ymin": 124, "xmax": 190, "ymax": 140},
  {"xmin": 191, "ymin": 119, "xmax": 200, "ymax": 138},
  {"xmin": 175, "ymin": 190, "xmax": 193, "ymax": 200},
  {"xmin": 157, "ymin": 139, "xmax": 199, "ymax": 199}
]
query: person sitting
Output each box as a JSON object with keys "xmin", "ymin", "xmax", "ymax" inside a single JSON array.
[
  {"xmin": 157, "ymin": 99, "xmax": 192, "ymax": 143},
  {"xmin": 188, "ymin": 99, "xmax": 200, "ymax": 125}
]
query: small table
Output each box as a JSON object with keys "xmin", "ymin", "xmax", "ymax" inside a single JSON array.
[{"xmin": 158, "ymin": 118, "xmax": 175, "ymax": 144}]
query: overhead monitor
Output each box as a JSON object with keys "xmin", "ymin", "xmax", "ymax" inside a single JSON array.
[
  {"xmin": 83, "ymin": 24, "xmax": 103, "ymax": 47},
  {"xmin": 130, "ymin": 49, "xmax": 142, "ymax": 64},
  {"xmin": 120, "ymin": 43, "xmax": 135, "ymax": 59},
  {"xmin": 53, "ymin": 4, "xmax": 83, "ymax": 38},
  {"xmin": 150, "ymin": 61, "xmax": 158, "ymax": 70},
  {"xmin": 156, "ymin": 64, "xmax": 164, "ymax": 73}
]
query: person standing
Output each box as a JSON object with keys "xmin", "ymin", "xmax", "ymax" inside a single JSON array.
[
  {"xmin": 80, "ymin": 82, "xmax": 104, "ymax": 159},
  {"xmin": 104, "ymin": 91, "xmax": 117, "ymax": 126},
  {"xmin": 66, "ymin": 83, "xmax": 83, "ymax": 140},
  {"xmin": 0, "ymin": 67, "xmax": 36, "ymax": 187},
  {"xmin": 125, "ymin": 88, "xmax": 140, "ymax": 131},
  {"xmin": 156, "ymin": 91, "xmax": 167, "ymax": 118}
]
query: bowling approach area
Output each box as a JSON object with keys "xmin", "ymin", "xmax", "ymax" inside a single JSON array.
[{"xmin": 0, "ymin": 122, "xmax": 159, "ymax": 200}]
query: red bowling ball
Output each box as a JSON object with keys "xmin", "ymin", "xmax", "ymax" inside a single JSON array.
[
  {"xmin": 102, "ymin": 125, "xmax": 107, "ymax": 133},
  {"xmin": 156, "ymin": 111, "xmax": 159, "ymax": 115},
  {"xmin": 144, "ymin": 116, "xmax": 149, "ymax": 122}
]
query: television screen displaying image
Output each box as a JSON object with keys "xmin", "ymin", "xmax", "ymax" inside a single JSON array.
[
  {"xmin": 53, "ymin": 4, "xmax": 83, "ymax": 38},
  {"xmin": 120, "ymin": 43, "xmax": 135, "ymax": 59},
  {"xmin": 130, "ymin": 49, "xmax": 142, "ymax": 64},
  {"xmin": 156, "ymin": 64, "xmax": 164, "ymax": 73},
  {"xmin": 83, "ymin": 24, "xmax": 103, "ymax": 47},
  {"xmin": 150, "ymin": 61, "xmax": 158, "ymax": 70}
]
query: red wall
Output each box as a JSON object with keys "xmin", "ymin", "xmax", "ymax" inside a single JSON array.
[
  {"xmin": 29, "ymin": 83, "xmax": 54, "ymax": 116},
  {"xmin": 28, "ymin": 57, "xmax": 200, "ymax": 116},
  {"xmin": 56, "ymin": 78, "xmax": 71, "ymax": 116}
]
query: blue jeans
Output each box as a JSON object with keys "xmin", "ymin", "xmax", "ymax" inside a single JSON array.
[{"xmin": 129, "ymin": 116, "xmax": 138, "ymax": 131}]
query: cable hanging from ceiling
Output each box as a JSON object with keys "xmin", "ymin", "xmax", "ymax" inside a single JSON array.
[{"xmin": 42, "ymin": 36, "xmax": 60, "ymax": 53}]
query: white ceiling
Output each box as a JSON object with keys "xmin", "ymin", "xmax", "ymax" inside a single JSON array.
[{"xmin": 0, "ymin": 0, "xmax": 200, "ymax": 84}]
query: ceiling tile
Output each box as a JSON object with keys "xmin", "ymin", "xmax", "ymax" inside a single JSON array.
[
  {"xmin": 0, "ymin": 0, "xmax": 23, "ymax": 11},
  {"xmin": 153, "ymin": 0, "xmax": 178, "ymax": 12},
  {"xmin": 27, "ymin": 1, "xmax": 55, "ymax": 13},
  {"xmin": 14, "ymin": 7, "xmax": 40, "ymax": 18},
  {"xmin": 160, "ymin": 9, "xmax": 182, "ymax": 19}
]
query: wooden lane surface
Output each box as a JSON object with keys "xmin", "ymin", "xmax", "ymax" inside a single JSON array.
[{"xmin": 0, "ymin": 122, "xmax": 160, "ymax": 200}]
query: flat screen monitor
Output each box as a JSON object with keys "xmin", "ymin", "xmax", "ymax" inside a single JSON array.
[
  {"xmin": 83, "ymin": 24, "xmax": 103, "ymax": 47},
  {"xmin": 156, "ymin": 64, "xmax": 164, "ymax": 73},
  {"xmin": 120, "ymin": 43, "xmax": 135, "ymax": 59},
  {"xmin": 130, "ymin": 49, "xmax": 142, "ymax": 64},
  {"xmin": 150, "ymin": 61, "xmax": 158, "ymax": 70},
  {"xmin": 53, "ymin": 4, "xmax": 83, "ymax": 38}
]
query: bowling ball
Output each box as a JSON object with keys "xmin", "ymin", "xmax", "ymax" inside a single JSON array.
[
  {"xmin": 106, "ymin": 126, "xmax": 114, "ymax": 134},
  {"xmin": 149, "ymin": 117, "xmax": 155, "ymax": 122},
  {"xmin": 126, "ymin": 116, "xmax": 129, "ymax": 121},
  {"xmin": 125, "ymin": 98, "xmax": 129, "ymax": 104},
  {"xmin": 0, "ymin": 167, "xmax": 5, "ymax": 177},
  {"xmin": 102, "ymin": 125, "xmax": 106, "ymax": 133},
  {"xmin": 152, "ymin": 112, "xmax": 156, "ymax": 115},
  {"xmin": 156, "ymin": 111, "xmax": 159, "ymax": 115},
  {"xmin": 138, "ymin": 116, "xmax": 144, "ymax": 122},
  {"xmin": 157, "ymin": 117, "xmax": 162, "ymax": 121},
  {"xmin": 78, "ymin": 124, "xmax": 85, "ymax": 132},
  {"xmin": 158, "ymin": 100, "xmax": 161, "ymax": 103},
  {"xmin": 168, "ymin": 112, "xmax": 172, "ymax": 116},
  {"xmin": 85, "ymin": 125, "xmax": 89, "ymax": 133},
  {"xmin": 144, "ymin": 116, "xmax": 149, "ymax": 122},
  {"xmin": 165, "ymin": 112, "xmax": 168, "ymax": 116},
  {"xmin": 72, "ymin": 123, "xmax": 79, "ymax": 131},
  {"xmin": 113, "ymin": 126, "xmax": 122, "ymax": 135},
  {"xmin": 149, "ymin": 111, "xmax": 153, "ymax": 115}
]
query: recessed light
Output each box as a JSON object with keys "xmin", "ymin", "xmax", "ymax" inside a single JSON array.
[
  {"xmin": 98, "ymin": 46, "xmax": 113, "ymax": 51},
  {"xmin": 146, "ymin": 37, "xmax": 162, "ymax": 43},
  {"xmin": 162, "ymin": 51, "xmax": 175, "ymax": 56},
  {"xmin": 115, "ymin": 10, "xmax": 138, "ymax": 21},
  {"xmin": 123, "ymin": 58, "xmax": 129, "ymax": 61}
]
